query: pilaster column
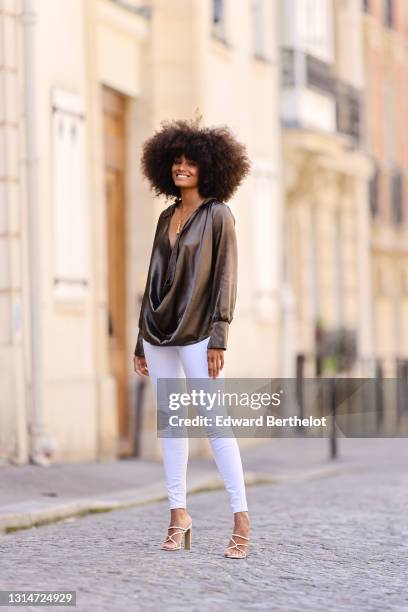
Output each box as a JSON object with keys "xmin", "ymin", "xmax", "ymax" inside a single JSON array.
[
  {"xmin": 0, "ymin": 0, "xmax": 28, "ymax": 463},
  {"xmin": 355, "ymin": 175, "xmax": 375, "ymax": 375}
]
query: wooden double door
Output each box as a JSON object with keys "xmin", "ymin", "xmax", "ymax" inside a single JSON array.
[{"xmin": 103, "ymin": 85, "xmax": 132, "ymax": 457}]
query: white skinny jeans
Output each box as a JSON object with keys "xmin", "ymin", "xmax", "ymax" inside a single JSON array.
[{"xmin": 143, "ymin": 336, "xmax": 248, "ymax": 514}]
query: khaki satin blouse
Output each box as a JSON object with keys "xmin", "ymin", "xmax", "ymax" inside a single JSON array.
[{"xmin": 134, "ymin": 196, "xmax": 238, "ymax": 358}]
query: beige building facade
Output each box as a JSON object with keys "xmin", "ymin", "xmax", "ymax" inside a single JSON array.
[
  {"xmin": 0, "ymin": 0, "xmax": 285, "ymax": 465},
  {"xmin": 362, "ymin": 0, "xmax": 408, "ymax": 378},
  {"xmin": 281, "ymin": 0, "xmax": 375, "ymax": 376}
]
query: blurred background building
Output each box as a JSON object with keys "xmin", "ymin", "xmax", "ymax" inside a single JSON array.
[
  {"xmin": 0, "ymin": 0, "xmax": 407, "ymax": 466},
  {"xmin": 362, "ymin": 0, "xmax": 408, "ymax": 379},
  {"xmin": 281, "ymin": 0, "xmax": 373, "ymax": 378}
]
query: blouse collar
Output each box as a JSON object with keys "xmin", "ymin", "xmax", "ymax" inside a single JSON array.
[{"xmin": 161, "ymin": 196, "xmax": 217, "ymax": 218}]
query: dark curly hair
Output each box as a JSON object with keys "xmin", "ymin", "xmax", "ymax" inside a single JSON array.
[{"xmin": 140, "ymin": 118, "xmax": 251, "ymax": 202}]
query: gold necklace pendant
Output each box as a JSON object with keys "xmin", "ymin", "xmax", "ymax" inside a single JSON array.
[{"xmin": 176, "ymin": 209, "xmax": 186, "ymax": 234}]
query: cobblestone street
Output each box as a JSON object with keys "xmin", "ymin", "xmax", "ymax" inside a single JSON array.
[{"xmin": 1, "ymin": 457, "xmax": 407, "ymax": 612}]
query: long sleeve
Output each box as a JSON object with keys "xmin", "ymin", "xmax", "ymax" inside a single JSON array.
[
  {"xmin": 134, "ymin": 267, "xmax": 149, "ymax": 357},
  {"xmin": 133, "ymin": 211, "xmax": 164, "ymax": 358},
  {"xmin": 134, "ymin": 312, "xmax": 146, "ymax": 358},
  {"xmin": 207, "ymin": 204, "xmax": 238, "ymax": 350}
]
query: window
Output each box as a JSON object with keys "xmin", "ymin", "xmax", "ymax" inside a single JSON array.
[
  {"xmin": 383, "ymin": 78, "xmax": 395, "ymax": 167},
  {"xmin": 336, "ymin": 82, "xmax": 361, "ymax": 142},
  {"xmin": 391, "ymin": 169, "xmax": 404, "ymax": 225},
  {"xmin": 212, "ymin": 0, "xmax": 227, "ymax": 41},
  {"xmin": 303, "ymin": 0, "xmax": 334, "ymax": 63},
  {"xmin": 384, "ymin": 0, "xmax": 394, "ymax": 28},
  {"xmin": 212, "ymin": 0, "xmax": 226, "ymax": 39},
  {"xmin": 369, "ymin": 164, "xmax": 380, "ymax": 218},
  {"xmin": 213, "ymin": 0, "xmax": 223, "ymax": 24},
  {"xmin": 52, "ymin": 89, "xmax": 88, "ymax": 300},
  {"xmin": 251, "ymin": 0, "xmax": 265, "ymax": 59}
]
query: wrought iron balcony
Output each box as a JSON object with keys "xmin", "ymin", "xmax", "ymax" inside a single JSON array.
[
  {"xmin": 281, "ymin": 47, "xmax": 335, "ymax": 96},
  {"xmin": 307, "ymin": 54, "xmax": 336, "ymax": 96},
  {"xmin": 335, "ymin": 81, "xmax": 362, "ymax": 143},
  {"xmin": 281, "ymin": 47, "xmax": 362, "ymax": 143}
]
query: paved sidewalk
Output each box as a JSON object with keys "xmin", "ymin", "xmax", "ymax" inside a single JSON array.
[{"xmin": 0, "ymin": 438, "xmax": 407, "ymax": 534}]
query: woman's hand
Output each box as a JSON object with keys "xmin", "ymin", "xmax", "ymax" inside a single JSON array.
[
  {"xmin": 134, "ymin": 355, "xmax": 149, "ymax": 377},
  {"xmin": 207, "ymin": 348, "xmax": 224, "ymax": 379}
]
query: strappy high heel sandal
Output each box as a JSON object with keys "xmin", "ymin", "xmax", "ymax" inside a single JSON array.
[
  {"xmin": 160, "ymin": 523, "xmax": 193, "ymax": 551},
  {"xmin": 224, "ymin": 533, "xmax": 249, "ymax": 559}
]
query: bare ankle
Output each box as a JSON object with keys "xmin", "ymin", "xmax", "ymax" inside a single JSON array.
[
  {"xmin": 170, "ymin": 508, "xmax": 190, "ymax": 523},
  {"xmin": 234, "ymin": 511, "xmax": 250, "ymax": 529}
]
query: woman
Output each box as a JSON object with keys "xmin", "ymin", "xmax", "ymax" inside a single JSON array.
[{"xmin": 133, "ymin": 119, "xmax": 251, "ymax": 559}]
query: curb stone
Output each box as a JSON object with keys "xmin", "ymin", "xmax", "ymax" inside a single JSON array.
[{"xmin": 0, "ymin": 462, "xmax": 369, "ymax": 535}]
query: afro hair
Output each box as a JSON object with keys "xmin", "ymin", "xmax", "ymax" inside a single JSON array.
[{"xmin": 140, "ymin": 118, "xmax": 251, "ymax": 202}]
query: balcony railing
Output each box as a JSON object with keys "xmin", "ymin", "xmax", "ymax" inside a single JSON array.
[
  {"xmin": 281, "ymin": 47, "xmax": 362, "ymax": 143},
  {"xmin": 335, "ymin": 81, "xmax": 362, "ymax": 143},
  {"xmin": 306, "ymin": 54, "xmax": 335, "ymax": 96},
  {"xmin": 281, "ymin": 47, "xmax": 335, "ymax": 96}
]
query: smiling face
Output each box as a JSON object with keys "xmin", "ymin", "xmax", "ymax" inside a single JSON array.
[{"xmin": 172, "ymin": 153, "xmax": 200, "ymax": 190}]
